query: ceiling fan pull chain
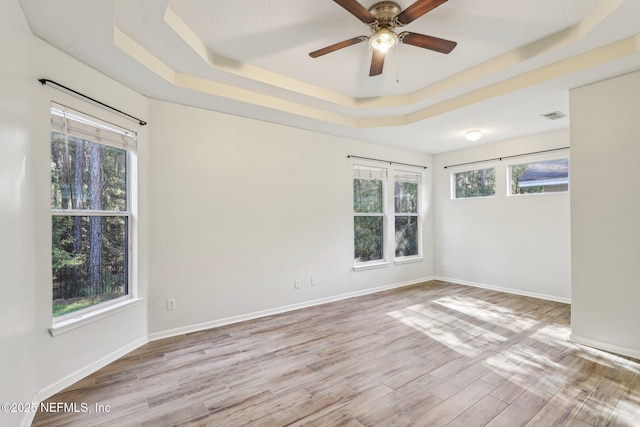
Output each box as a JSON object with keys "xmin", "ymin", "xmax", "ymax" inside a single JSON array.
[{"xmin": 395, "ymin": 42, "xmax": 400, "ymax": 83}]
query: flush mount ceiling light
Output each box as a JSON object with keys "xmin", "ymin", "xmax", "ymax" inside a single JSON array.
[{"xmin": 465, "ymin": 130, "xmax": 483, "ymax": 141}]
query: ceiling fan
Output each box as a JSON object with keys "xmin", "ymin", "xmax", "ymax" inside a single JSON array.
[{"xmin": 309, "ymin": 0, "xmax": 457, "ymax": 76}]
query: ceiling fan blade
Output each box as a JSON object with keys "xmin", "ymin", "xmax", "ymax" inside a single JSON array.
[
  {"xmin": 399, "ymin": 32, "xmax": 457, "ymax": 54},
  {"xmin": 333, "ymin": 0, "xmax": 377, "ymax": 24},
  {"xmin": 395, "ymin": 0, "xmax": 448, "ymax": 26},
  {"xmin": 309, "ymin": 36, "xmax": 367, "ymax": 58},
  {"xmin": 369, "ymin": 49, "xmax": 385, "ymax": 76}
]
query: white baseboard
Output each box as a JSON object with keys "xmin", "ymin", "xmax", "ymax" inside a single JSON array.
[
  {"xmin": 20, "ymin": 393, "xmax": 40, "ymax": 427},
  {"xmin": 569, "ymin": 333, "xmax": 640, "ymax": 360},
  {"xmin": 149, "ymin": 276, "xmax": 435, "ymax": 342},
  {"xmin": 435, "ymin": 276, "xmax": 571, "ymax": 304},
  {"xmin": 36, "ymin": 336, "xmax": 148, "ymax": 403},
  {"xmin": 21, "ymin": 336, "xmax": 147, "ymax": 427},
  {"xmin": 24, "ymin": 275, "xmax": 434, "ymax": 427}
]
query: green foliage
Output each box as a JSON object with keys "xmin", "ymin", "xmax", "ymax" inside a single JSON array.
[
  {"xmin": 511, "ymin": 163, "xmax": 557, "ymax": 195},
  {"xmin": 354, "ymin": 179, "xmax": 383, "ymax": 213},
  {"xmin": 394, "ymin": 182, "xmax": 418, "ymax": 257},
  {"xmin": 52, "ymin": 294, "xmax": 119, "ymax": 317},
  {"xmin": 354, "ymin": 216, "xmax": 384, "ymax": 262},
  {"xmin": 395, "ymin": 216, "xmax": 418, "ymax": 257},
  {"xmin": 51, "ymin": 217, "xmax": 85, "ymax": 271},
  {"xmin": 354, "ymin": 179, "xmax": 421, "ymax": 262},
  {"xmin": 354, "ymin": 178, "xmax": 385, "ymax": 262},
  {"xmin": 455, "ymin": 168, "xmax": 496, "ymax": 198},
  {"xmin": 51, "ymin": 134, "xmax": 128, "ymax": 316},
  {"xmin": 51, "ymin": 134, "xmax": 127, "ymax": 211},
  {"xmin": 395, "ymin": 182, "xmax": 417, "ymax": 213}
]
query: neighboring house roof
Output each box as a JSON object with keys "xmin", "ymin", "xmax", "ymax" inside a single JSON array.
[{"xmin": 518, "ymin": 158, "xmax": 569, "ymax": 187}]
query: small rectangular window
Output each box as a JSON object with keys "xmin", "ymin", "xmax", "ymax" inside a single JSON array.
[
  {"xmin": 353, "ymin": 165, "xmax": 387, "ymax": 264},
  {"xmin": 509, "ymin": 158, "xmax": 569, "ymax": 195},
  {"xmin": 453, "ymin": 168, "xmax": 495, "ymax": 199},
  {"xmin": 50, "ymin": 103, "xmax": 136, "ymax": 319},
  {"xmin": 394, "ymin": 170, "xmax": 420, "ymax": 258}
]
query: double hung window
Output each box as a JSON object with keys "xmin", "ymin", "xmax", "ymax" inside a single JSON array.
[
  {"xmin": 353, "ymin": 165, "xmax": 387, "ymax": 264},
  {"xmin": 50, "ymin": 103, "xmax": 136, "ymax": 320},
  {"xmin": 353, "ymin": 165, "xmax": 422, "ymax": 267},
  {"xmin": 394, "ymin": 171, "xmax": 421, "ymax": 258}
]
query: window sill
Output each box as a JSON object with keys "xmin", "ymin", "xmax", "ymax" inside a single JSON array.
[
  {"xmin": 353, "ymin": 261, "xmax": 389, "ymax": 271},
  {"xmin": 49, "ymin": 297, "xmax": 142, "ymax": 337},
  {"xmin": 394, "ymin": 256, "xmax": 424, "ymax": 265}
]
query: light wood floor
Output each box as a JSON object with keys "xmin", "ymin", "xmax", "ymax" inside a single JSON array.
[{"xmin": 33, "ymin": 281, "xmax": 640, "ymax": 426}]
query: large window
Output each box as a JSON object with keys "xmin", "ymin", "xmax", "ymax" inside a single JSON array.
[
  {"xmin": 509, "ymin": 158, "xmax": 569, "ymax": 195},
  {"xmin": 353, "ymin": 164, "xmax": 422, "ymax": 267},
  {"xmin": 353, "ymin": 165, "xmax": 386, "ymax": 264},
  {"xmin": 453, "ymin": 168, "xmax": 495, "ymax": 199},
  {"xmin": 50, "ymin": 103, "xmax": 136, "ymax": 319},
  {"xmin": 394, "ymin": 170, "xmax": 421, "ymax": 258}
]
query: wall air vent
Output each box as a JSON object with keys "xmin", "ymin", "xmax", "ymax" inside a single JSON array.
[{"xmin": 541, "ymin": 111, "xmax": 567, "ymax": 120}]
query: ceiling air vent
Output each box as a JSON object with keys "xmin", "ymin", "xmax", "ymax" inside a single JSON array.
[{"xmin": 541, "ymin": 111, "xmax": 567, "ymax": 120}]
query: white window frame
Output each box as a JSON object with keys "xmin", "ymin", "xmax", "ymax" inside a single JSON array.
[
  {"xmin": 451, "ymin": 167, "xmax": 496, "ymax": 200},
  {"xmin": 353, "ymin": 163, "xmax": 424, "ymax": 270},
  {"xmin": 49, "ymin": 101, "xmax": 140, "ymax": 335},
  {"xmin": 353, "ymin": 164, "xmax": 388, "ymax": 270},
  {"xmin": 393, "ymin": 170, "xmax": 422, "ymax": 262},
  {"xmin": 507, "ymin": 157, "xmax": 569, "ymax": 197}
]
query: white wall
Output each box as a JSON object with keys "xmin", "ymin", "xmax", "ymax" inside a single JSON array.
[
  {"xmin": 0, "ymin": 1, "xmax": 149, "ymax": 425},
  {"xmin": 147, "ymin": 100, "xmax": 434, "ymax": 336},
  {"xmin": 11, "ymin": 0, "xmax": 640, "ymax": 422},
  {"xmin": 32, "ymin": 36, "xmax": 150, "ymax": 403},
  {"xmin": 0, "ymin": 2, "xmax": 39, "ymax": 426},
  {"xmin": 570, "ymin": 71, "xmax": 640, "ymax": 359},
  {"xmin": 434, "ymin": 130, "xmax": 571, "ymax": 302}
]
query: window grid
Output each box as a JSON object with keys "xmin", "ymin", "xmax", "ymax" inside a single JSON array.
[
  {"xmin": 353, "ymin": 166, "xmax": 387, "ymax": 264},
  {"xmin": 353, "ymin": 165, "xmax": 423, "ymax": 266},
  {"xmin": 50, "ymin": 104, "xmax": 135, "ymax": 321},
  {"xmin": 394, "ymin": 171, "xmax": 421, "ymax": 259}
]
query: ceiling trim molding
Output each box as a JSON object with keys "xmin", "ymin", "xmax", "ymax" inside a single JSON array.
[
  {"xmin": 114, "ymin": 27, "xmax": 640, "ymax": 129},
  {"xmin": 114, "ymin": 27, "xmax": 357, "ymax": 127},
  {"xmin": 163, "ymin": 4, "xmax": 357, "ymax": 108},
  {"xmin": 397, "ymin": 34, "xmax": 640, "ymax": 127},
  {"xmin": 156, "ymin": 0, "xmax": 624, "ymax": 111}
]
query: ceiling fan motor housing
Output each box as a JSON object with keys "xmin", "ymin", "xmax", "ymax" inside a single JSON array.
[
  {"xmin": 309, "ymin": 0, "xmax": 457, "ymax": 77},
  {"xmin": 368, "ymin": 1, "xmax": 401, "ymax": 29}
]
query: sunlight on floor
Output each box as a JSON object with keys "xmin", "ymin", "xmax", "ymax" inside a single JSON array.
[
  {"xmin": 386, "ymin": 291, "xmax": 640, "ymax": 423},
  {"xmin": 433, "ymin": 295, "xmax": 538, "ymax": 332}
]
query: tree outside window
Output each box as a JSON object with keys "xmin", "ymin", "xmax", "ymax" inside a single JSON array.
[
  {"xmin": 50, "ymin": 104, "xmax": 135, "ymax": 318},
  {"xmin": 353, "ymin": 165, "xmax": 387, "ymax": 264},
  {"xmin": 453, "ymin": 168, "xmax": 495, "ymax": 198},
  {"xmin": 394, "ymin": 171, "xmax": 420, "ymax": 258}
]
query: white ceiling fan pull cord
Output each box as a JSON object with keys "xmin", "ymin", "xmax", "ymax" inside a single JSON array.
[{"xmin": 395, "ymin": 42, "xmax": 400, "ymax": 83}]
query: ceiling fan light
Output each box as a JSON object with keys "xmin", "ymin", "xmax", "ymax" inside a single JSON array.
[
  {"xmin": 370, "ymin": 29, "xmax": 398, "ymax": 53},
  {"xmin": 465, "ymin": 130, "xmax": 483, "ymax": 141}
]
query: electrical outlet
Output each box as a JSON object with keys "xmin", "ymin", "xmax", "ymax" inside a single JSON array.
[
  {"xmin": 167, "ymin": 299, "xmax": 176, "ymax": 310},
  {"xmin": 294, "ymin": 280, "xmax": 300, "ymax": 289},
  {"xmin": 311, "ymin": 276, "xmax": 318, "ymax": 286}
]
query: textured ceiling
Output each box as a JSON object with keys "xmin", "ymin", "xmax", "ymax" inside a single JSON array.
[{"xmin": 19, "ymin": 0, "xmax": 640, "ymax": 153}]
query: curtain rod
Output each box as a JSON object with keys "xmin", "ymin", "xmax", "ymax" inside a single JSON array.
[
  {"xmin": 39, "ymin": 79, "xmax": 147, "ymax": 126},
  {"xmin": 347, "ymin": 155, "xmax": 428, "ymax": 169},
  {"xmin": 443, "ymin": 146, "xmax": 569, "ymax": 169}
]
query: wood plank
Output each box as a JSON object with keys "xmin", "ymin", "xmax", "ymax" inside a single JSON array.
[
  {"xmin": 411, "ymin": 379, "xmax": 497, "ymax": 427},
  {"xmin": 485, "ymin": 388, "xmax": 553, "ymax": 427},
  {"xmin": 31, "ymin": 280, "xmax": 640, "ymax": 427},
  {"xmin": 446, "ymin": 395, "xmax": 508, "ymax": 427}
]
